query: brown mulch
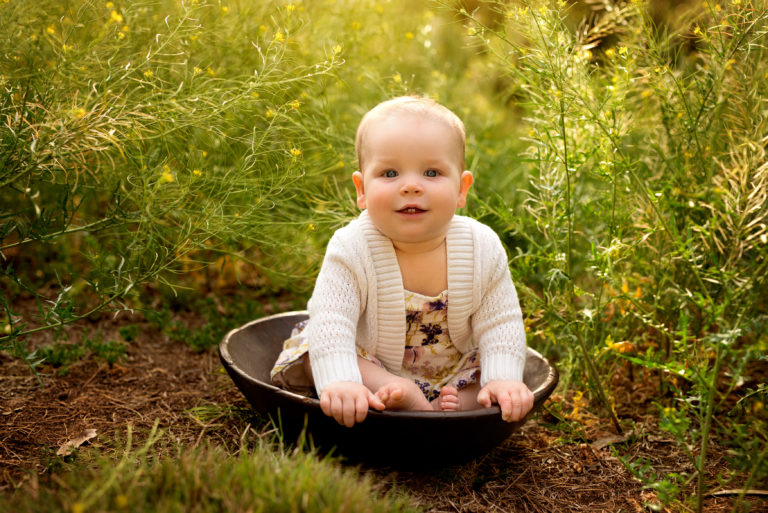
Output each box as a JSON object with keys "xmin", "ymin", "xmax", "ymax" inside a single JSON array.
[{"xmin": 0, "ymin": 309, "xmax": 762, "ymax": 512}]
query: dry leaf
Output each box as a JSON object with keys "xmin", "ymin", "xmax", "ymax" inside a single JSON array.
[
  {"xmin": 590, "ymin": 434, "xmax": 628, "ymax": 450},
  {"xmin": 56, "ymin": 428, "xmax": 97, "ymax": 456}
]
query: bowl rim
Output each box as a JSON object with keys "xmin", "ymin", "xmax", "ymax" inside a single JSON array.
[{"xmin": 220, "ymin": 310, "xmax": 558, "ymax": 421}]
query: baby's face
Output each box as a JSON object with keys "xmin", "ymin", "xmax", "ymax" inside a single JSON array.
[{"xmin": 353, "ymin": 113, "xmax": 472, "ymax": 248}]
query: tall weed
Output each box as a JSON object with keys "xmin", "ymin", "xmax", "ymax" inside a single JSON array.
[{"xmin": 465, "ymin": 0, "xmax": 768, "ymax": 509}]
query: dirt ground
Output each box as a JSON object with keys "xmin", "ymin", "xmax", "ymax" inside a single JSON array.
[{"xmin": 0, "ymin": 308, "xmax": 763, "ymax": 513}]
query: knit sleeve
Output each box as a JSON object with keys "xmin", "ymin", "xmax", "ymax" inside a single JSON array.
[
  {"xmin": 472, "ymin": 229, "xmax": 527, "ymax": 385},
  {"xmin": 305, "ymin": 231, "xmax": 365, "ymax": 395}
]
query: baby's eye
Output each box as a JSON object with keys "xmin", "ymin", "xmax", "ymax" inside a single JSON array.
[
  {"xmin": 384, "ymin": 169, "xmax": 398, "ymax": 178},
  {"xmin": 424, "ymin": 169, "xmax": 439, "ymax": 177}
]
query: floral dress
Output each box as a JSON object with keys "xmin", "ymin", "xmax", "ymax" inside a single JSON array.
[{"xmin": 270, "ymin": 290, "xmax": 480, "ymax": 401}]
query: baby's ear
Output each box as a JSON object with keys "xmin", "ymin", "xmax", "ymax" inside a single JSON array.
[
  {"xmin": 457, "ymin": 170, "xmax": 473, "ymax": 208},
  {"xmin": 352, "ymin": 171, "xmax": 367, "ymax": 209}
]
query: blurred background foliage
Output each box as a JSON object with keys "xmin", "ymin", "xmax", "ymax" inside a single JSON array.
[{"xmin": 1, "ymin": 0, "xmax": 767, "ymax": 509}]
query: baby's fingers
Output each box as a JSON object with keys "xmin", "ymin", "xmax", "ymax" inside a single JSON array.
[
  {"xmin": 342, "ymin": 397, "xmax": 357, "ymax": 427},
  {"xmin": 354, "ymin": 394, "xmax": 370, "ymax": 424},
  {"xmin": 320, "ymin": 391, "xmax": 333, "ymax": 418},
  {"xmin": 476, "ymin": 386, "xmax": 492, "ymax": 408},
  {"xmin": 497, "ymin": 391, "xmax": 517, "ymax": 422},
  {"xmin": 368, "ymin": 390, "xmax": 386, "ymax": 411}
]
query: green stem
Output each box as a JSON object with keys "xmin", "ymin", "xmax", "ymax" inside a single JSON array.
[
  {"xmin": 0, "ymin": 217, "xmax": 115, "ymax": 251},
  {"xmin": 696, "ymin": 341, "xmax": 723, "ymax": 513}
]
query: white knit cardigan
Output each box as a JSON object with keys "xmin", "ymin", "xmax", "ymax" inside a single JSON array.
[{"xmin": 305, "ymin": 210, "xmax": 527, "ymax": 394}]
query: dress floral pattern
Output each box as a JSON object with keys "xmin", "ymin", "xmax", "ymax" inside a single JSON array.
[
  {"xmin": 400, "ymin": 290, "xmax": 479, "ymax": 401},
  {"xmin": 270, "ymin": 290, "xmax": 480, "ymax": 400}
]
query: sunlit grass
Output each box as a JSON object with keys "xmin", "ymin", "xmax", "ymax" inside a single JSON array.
[{"xmin": 0, "ymin": 423, "xmax": 419, "ymax": 513}]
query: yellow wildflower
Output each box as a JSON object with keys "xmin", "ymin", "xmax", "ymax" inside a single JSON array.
[
  {"xmin": 393, "ymin": 72, "xmax": 402, "ymax": 83},
  {"xmin": 405, "ymin": 32, "xmax": 414, "ymax": 40},
  {"xmin": 250, "ymin": 91, "xmax": 260, "ymax": 98},
  {"xmin": 618, "ymin": 45, "xmax": 628, "ymax": 56},
  {"xmin": 332, "ymin": 44, "xmax": 342, "ymax": 55},
  {"xmin": 192, "ymin": 169, "xmax": 202, "ymax": 176},
  {"xmin": 265, "ymin": 108, "xmax": 275, "ymax": 118},
  {"xmin": 117, "ymin": 31, "xmax": 125, "ymax": 40},
  {"xmin": 289, "ymin": 148, "xmax": 302, "ymax": 157},
  {"xmin": 519, "ymin": 6, "xmax": 529, "ymax": 16},
  {"xmin": 308, "ymin": 223, "xmax": 315, "ymax": 231},
  {"xmin": 106, "ymin": 1, "xmax": 114, "ymax": 8},
  {"xmin": 605, "ymin": 48, "xmax": 615, "ymax": 58},
  {"xmin": 715, "ymin": 4, "xmax": 722, "ymax": 11},
  {"xmin": 71, "ymin": 503, "xmax": 85, "ymax": 513},
  {"xmin": 73, "ymin": 107, "xmax": 86, "ymax": 119},
  {"xmin": 467, "ymin": 27, "xmax": 476, "ymax": 36},
  {"xmin": 338, "ymin": 160, "xmax": 345, "ymax": 168},
  {"xmin": 693, "ymin": 26, "xmax": 703, "ymax": 36},
  {"xmin": 274, "ymin": 31, "xmax": 285, "ymax": 43},
  {"xmin": 754, "ymin": 401, "xmax": 763, "ymax": 413},
  {"xmin": 110, "ymin": 10, "xmax": 123, "ymax": 23},
  {"xmin": 259, "ymin": 25, "xmax": 267, "ymax": 34},
  {"xmin": 641, "ymin": 89, "xmax": 652, "ymax": 98},
  {"xmin": 115, "ymin": 495, "xmax": 129, "ymax": 509},
  {"xmin": 46, "ymin": 24, "xmax": 56, "ymax": 35},
  {"xmin": 161, "ymin": 168, "xmax": 174, "ymax": 183},
  {"xmin": 193, "ymin": 66, "xmax": 203, "ymax": 74},
  {"xmin": 221, "ymin": 6, "xmax": 228, "ymax": 14},
  {"xmin": 62, "ymin": 44, "xmax": 73, "ymax": 51},
  {"xmin": 206, "ymin": 67, "xmax": 215, "ymax": 76},
  {"xmin": 376, "ymin": 4, "xmax": 383, "ymax": 13},
  {"xmin": 732, "ymin": 0, "xmax": 741, "ymax": 5},
  {"xmin": 143, "ymin": 70, "xmax": 154, "ymax": 78},
  {"xmin": 190, "ymin": 33, "xmax": 198, "ymax": 41},
  {"xmin": 288, "ymin": 99, "xmax": 301, "ymax": 110},
  {"xmin": 286, "ymin": 4, "xmax": 296, "ymax": 12}
]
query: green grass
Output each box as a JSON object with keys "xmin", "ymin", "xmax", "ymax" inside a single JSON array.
[{"xmin": 1, "ymin": 424, "xmax": 419, "ymax": 513}]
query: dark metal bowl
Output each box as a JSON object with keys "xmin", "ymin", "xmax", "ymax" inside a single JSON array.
[{"xmin": 219, "ymin": 311, "xmax": 558, "ymax": 466}]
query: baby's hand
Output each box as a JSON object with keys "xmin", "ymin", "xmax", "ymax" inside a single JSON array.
[
  {"xmin": 319, "ymin": 381, "xmax": 385, "ymax": 428},
  {"xmin": 477, "ymin": 380, "xmax": 534, "ymax": 422}
]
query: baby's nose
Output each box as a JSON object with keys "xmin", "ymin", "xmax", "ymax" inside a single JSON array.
[{"xmin": 400, "ymin": 181, "xmax": 423, "ymax": 194}]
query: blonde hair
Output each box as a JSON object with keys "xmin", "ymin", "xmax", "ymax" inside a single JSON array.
[{"xmin": 354, "ymin": 96, "xmax": 466, "ymax": 170}]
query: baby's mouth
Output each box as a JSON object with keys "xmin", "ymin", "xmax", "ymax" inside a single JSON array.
[{"xmin": 397, "ymin": 207, "xmax": 426, "ymax": 214}]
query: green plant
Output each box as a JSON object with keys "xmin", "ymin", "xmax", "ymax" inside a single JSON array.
[
  {"xmin": 118, "ymin": 324, "xmax": 139, "ymax": 342},
  {"xmin": 0, "ymin": 422, "xmax": 420, "ymax": 513},
  {"xmin": 0, "ymin": 0, "xmax": 343, "ymax": 352},
  {"xmin": 84, "ymin": 330, "xmax": 127, "ymax": 367},
  {"xmin": 463, "ymin": 0, "xmax": 768, "ymax": 510},
  {"xmin": 38, "ymin": 341, "xmax": 87, "ymax": 375}
]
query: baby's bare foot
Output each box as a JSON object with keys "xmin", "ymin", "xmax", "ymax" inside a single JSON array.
[
  {"xmin": 376, "ymin": 381, "xmax": 431, "ymax": 411},
  {"xmin": 436, "ymin": 385, "xmax": 460, "ymax": 412}
]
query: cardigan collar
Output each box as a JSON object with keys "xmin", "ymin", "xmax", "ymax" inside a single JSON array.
[{"xmin": 357, "ymin": 210, "xmax": 475, "ymax": 371}]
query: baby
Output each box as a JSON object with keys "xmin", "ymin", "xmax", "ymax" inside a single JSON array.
[{"xmin": 271, "ymin": 96, "xmax": 533, "ymax": 427}]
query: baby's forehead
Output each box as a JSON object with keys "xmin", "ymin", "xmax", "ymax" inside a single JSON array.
[{"xmin": 362, "ymin": 110, "xmax": 462, "ymax": 145}]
